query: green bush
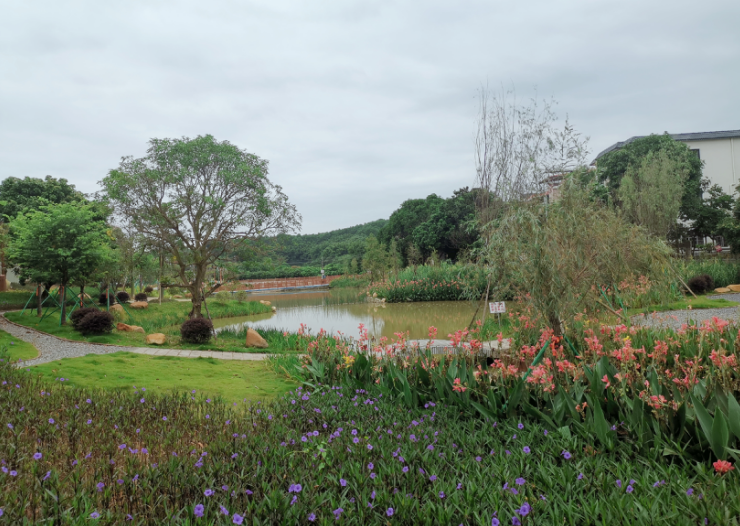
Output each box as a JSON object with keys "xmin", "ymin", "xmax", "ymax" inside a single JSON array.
[
  {"xmin": 77, "ymin": 310, "xmax": 114, "ymax": 335},
  {"xmin": 180, "ymin": 317, "xmax": 213, "ymax": 343},
  {"xmin": 69, "ymin": 307, "xmax": 99, "ymax": 330}
]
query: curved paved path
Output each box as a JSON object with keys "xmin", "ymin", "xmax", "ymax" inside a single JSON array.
[
  {"xmin": 0, "ymin": 313, "xmax": 271, "ymax": 367},
  {"xmin": 629, "ymin": 293, "xmax": 740, "ymax": 331}
]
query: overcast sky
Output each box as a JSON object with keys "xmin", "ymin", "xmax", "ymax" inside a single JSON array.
[{"xmin": 1, "ymin": 0, "xmax": 738, "ymax": 234}]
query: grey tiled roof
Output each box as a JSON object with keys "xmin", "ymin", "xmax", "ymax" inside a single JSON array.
[{"xmin": 592, "ymin": 130, "xmax": 740, "ymax": 164}]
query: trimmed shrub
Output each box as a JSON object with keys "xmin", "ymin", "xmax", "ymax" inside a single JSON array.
[
  {"xmin": 77, "ymin": 311, "xmax": 114, "ymax": 336},
  {"xmin": 134, "ymin": 292, "xmax": 148, "ymax": 302},
  {"xmin": 144, "ymin": 286, "xmax": 154, "ymax": 293},
  {"xmin": 69, "ymin": 307, "xmax": 99, "ymax": 330},
  {"xmin": 116, "ymin": 291, "xmax": 131, "ymax": 303},
  {"xmin": 687, "ymin": 274, "xmax": 715, "ymax": 294},
  {"xmin": 98, "ymin": 292, "xmax": 116, "ymax": 305},
  {"xmin": 180, "ymin": 317, "xmax": 213, "ymax": 344}
]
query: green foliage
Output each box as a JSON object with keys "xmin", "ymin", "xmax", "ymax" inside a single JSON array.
[
  {"xmin": 597, "ymin": 134, "xmax": 703, "ymax": 216},
  {"xmin": 329, "ymin": 276, "xmax": 370, "ymax": 289},
  {"xmin": 102, "ymin": 134, "xmax": 300, "ymax": 318},
  {"xmin": 379, "ymin": 187, "xmax": 479, "ymax": 264},
  {"xmin": 4, "ymin": 354, "xmax": 738, "ymax": 523},
  {"xmin": 76, "ymin": 310, "xmax": 114, "ymax": 336},
  {"xmin": 0, "ymin": 175, "xmax": 87, "ymax": 221},
  {"xmin": 363, "ymin": 234, "xmax": 388, "ymax": 283},
  {"xmin": 69, "ymin": 307, "xmax": 100, "ymax": 330},
  {"xmin": 239, "ymin": 263, "xmax": 344, "ymax": 280},
  {"xmin": 7, "ymin": 202, "xmax": 115, "ymax": 324},
  {"xmin": 274, "ymin": 219, "xmax": 387, "ymax": 267},
  {"xmin": 687, "ymin": 274, "xmax": 715, "ymax": 294},
  {"xmin": 370, "ymin": 263, "xmax": 488, "ymax": 302},
  {"xmin": 677, "ymin": 259, "xmax": 740, "ymax": 288},
  {"xmin": 483, "ymin": 181, "xmax": 674, "ymax": 333},
  {"xmin": 180, "ymin": 317, "xmax": 214, "ymax": 344},
  {"xmin": 617, "ymin": 149, "xmax": 689, "ymax": 238}
]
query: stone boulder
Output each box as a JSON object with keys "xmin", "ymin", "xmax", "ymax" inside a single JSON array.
[
  {"xmin": 715, "ymin": 287, "xmax": 732, "ymax": 294},
  {"xmin": 271, "ymin": 306, "xmax": 277, "ymax": 312},
  {"xmin": 78, "ymin": 293, "xmax": 93, "ymax": 300},
  {"xmin": 246, "ymin": 328, "xmax": 269, "ymax": 349},
  {"xmin": 116, "ymin": 322, "xmax": 145, "ymax": 334},
  {"xmin": 130, "ymin": 301, "xmax": 149, "ymax": 309},
  {"xmin": 728, "ymin": 285, "xmax": 740, "ymax": 292},
  {"xmin": 146, "ymin": 333, "xmax": 166, "ymax": 345},
  {"xmin": 109, "ymin": 304, "xmax": 125, "ymax": 316},
  {"xmin": 260, "ymin": 300, "xmax": 271, "ymax": 306}
]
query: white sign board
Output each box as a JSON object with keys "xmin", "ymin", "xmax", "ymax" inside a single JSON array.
[{"xmin": 489, "ymin": 302, "xmax": 506, "ymax": 314}]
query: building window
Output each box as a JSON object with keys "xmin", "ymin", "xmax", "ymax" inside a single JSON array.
[{"xmin": 690, "ymin": 149, "xmax": 701, "ymax": 160}]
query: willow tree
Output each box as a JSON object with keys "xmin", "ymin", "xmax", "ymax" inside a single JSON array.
[
  {"xmin": 102, "ymin": 135, "xmax": 301, "ymax": 318},
  {"xmin": 485, "ymin": 181, "xmax": 673, "ymax": 335}
]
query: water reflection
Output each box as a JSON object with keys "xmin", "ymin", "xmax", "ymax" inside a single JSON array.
[{"xmin": 214, "ymin": 289, "xmax": 484, "ymax": 340}]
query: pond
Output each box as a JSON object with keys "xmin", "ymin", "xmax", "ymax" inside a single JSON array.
[{"xmin": 212, "ymin": 288, "xmax": 489, "ymax": 340}]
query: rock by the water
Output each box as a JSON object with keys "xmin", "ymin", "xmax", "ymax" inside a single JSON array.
[
  {"xmin": 146, "ymin": 333, "xmax": 166, "ymax": 345},
  {"xmin": 260, "ymin": 300, "xmax": 272, "ymax": 306},
  {"xmin": 109, "ymin": 304, "xmax": 125, "ymax": 316},
  {"xmin": 130, "ymin": 301, "xmax": 149, "ymax": 309},
  {"xmin": 246, "ymin": 328, "xmax": 269, "ymax": 349},
  {"xmin": 715, "ymin": 287, "xmax": 732, "ymax": 293},
  {"xmin": 116, "ymin": 322, "xmax": 145, "ymax": 334},
  {"xmin": 728, "ymin": 285, "xmax": 740, "ymax": 292}
]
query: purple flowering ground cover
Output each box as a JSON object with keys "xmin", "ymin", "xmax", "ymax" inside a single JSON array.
[{"xmin": 1, "ymin": 353, "xmax": 739, "ymax": 524}]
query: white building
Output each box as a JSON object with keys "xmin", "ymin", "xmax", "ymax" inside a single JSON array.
[{"xmin": 593, "ymin": 130, "xmax": 740, "ymax": 195}]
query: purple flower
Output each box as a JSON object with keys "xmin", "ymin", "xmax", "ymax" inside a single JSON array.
[
  {"xmin": 90, "ymin": 512, "xmax": 100, "ymax": 519},
  {"xmin": 10, "ymin": 470, "xmax": 17, "ymax": 477},
  {"xmin": 162, "ymin": 416, "xmax": 167, "ymax": 421},
  {"xmin": 194, "ymin": 504, "xmax": 204, "ymax": 517},
  {"xmin": 291, "ymin": 496, "xmax": 297, "ymax": 505},
  {"xmin": 562, "ymin": 450, "xmax": 572, "ymax": 460},
  {"xmin": 476, "ymin": 456, "xmax": 482, "ymax": 462},
  {"xmin": 402, "ymin": 466, "xmax": 409, "ymax": 473},
  {"xmin": 33, "ymin": 452, "xmax": 42, "ymax": 460},
  {"xmin": 439, "ymin": 491, "xmax": 445, "ymax": 498},
  {"xmin": 370, "ymin": 473, "xmax": 376, "ymax": 479},
  {"xmin": 518, "ymin": 423, "xmax": 524, "ymax": 429},
  {"xmin": 48, "ymin": 418, "xmax": 55, "ymax": 424},
  {"xmin": 367, "ymin": 444, "xmax": 373, "ymax": 450},
  {"xmin": 43, "ymin": 471, "xmax": 51, "ymax": 481},
  {"xmin": 523, "ymin": 447, "xmax": 530, "ymax": 454},
  {"xmin": 626, "ymin": 485, "xmax": 634, "ymax": 494},
  {"xmin": 96, "ymin": 482, "xmax": 105, "ymax": 492},
  {"xmin": 222, "ymin": 485, "xmax": 229, "ymax": 491},
  {"xmin": 308, "ymin": 513, "xmax": 316, "ymax": 522},
  {"xmin": 518, "ymin": 502, "xmax": 531, "ymax": 516},
  {"xmin": 220, "ymin": 505, "xmax": 229, "ymax": 515},
  {"xmin": 368, "ymin": 463, "xmax": 374, "ymax": 470},
  {"xmin": 333, "ymin": 508, "xmax": 344, "ymax": 519},
  {"xmin": 492, "ymin": 518, "xmax": 500, "ymax": 526},
  {"xmin": 515, "ymin": 477, "xmax": 525, "ymax": 486},
  {"xmin": 387, "ymin": 508, "xmax": 394, "ymax": 517},
  {"xmin": 512, "ymin": 517, "xmax": 521, "ymax": 526},
  {"xmin": 340, "ymin": 478, "xmax": 347, "ymax": 487},
  {"xmin": 233, "ymin": 514, "xmax": 244, "ymax": 524},
  {"xmin": 118, "ymin": 444, "xmax": 126, "ymax": 450},
  {"xmin": 578, "ymin": 473, "xmax": 584, "ymax": 480},
  {"xmin": 204, "ymin": 489, "xmax": 214, "ymax": 497},
  {"xmin": 687, "ymin": 488, "xmax": 694, "ymax": 496},
  {"xmin": 430, "ymin": 475, "xmax": 437, "ymax": 482},
  {"xmin": 140, "ymin": 398, "xmax": 145, "ymax": 403},
  {"xmin": 616, "ymin": 480, "xmax": 622, "ymax": 488}
]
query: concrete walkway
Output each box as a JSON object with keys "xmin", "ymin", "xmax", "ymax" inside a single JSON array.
[{"xmin": 0, "ymin": 313, "xmax": 271, "ymax": 366}]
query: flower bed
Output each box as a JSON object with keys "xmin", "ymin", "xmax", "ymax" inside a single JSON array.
[{"xmin": 1, "ymin": 353, "xmax": 738, "ymax": 523}]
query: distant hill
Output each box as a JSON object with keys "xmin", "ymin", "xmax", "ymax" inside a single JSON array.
[{"xmin": 275, "ymin": 219, "xmax": 388, "ymax": 267}]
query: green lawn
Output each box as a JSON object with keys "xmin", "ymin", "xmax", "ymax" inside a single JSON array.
[
  {"xmin": 4, "ymin": 299, "xmax": 296, "ymax": 353},
  {"xmin": 0, "ymin": 329, "xmax": 38, "ymax": 361},
  {"xmin": 628, "ymin": 296, "xmax": 739, "ymax": 316},
  {"xmin": 22, "ymin": 352, "xmax": 296, "ymax": 402},
  {"xmin": 0, "ymin": 290, "xmax": 38, "ymax": 310}
]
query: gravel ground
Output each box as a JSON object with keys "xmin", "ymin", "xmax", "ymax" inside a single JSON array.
[{"xmin": 0, "ymin": 314, "xmax": 145, "ymax": 367}]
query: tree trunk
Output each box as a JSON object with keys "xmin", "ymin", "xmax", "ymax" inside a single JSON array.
[
  {"xmin": 80, "ymin": 284, "xmax": 85, "ymax": 308},
  {"xmin": 60, "ymin": 283, "xmax": 67, "ymax": 325},
  {"xmin": 37, "ymin": 285, "xmax": 42, "ymax": 317}
]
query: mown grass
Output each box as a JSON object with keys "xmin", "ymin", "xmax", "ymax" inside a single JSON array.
[
  {"xmin": 4, "ymin": 300, "xmax": 295, "ymax": 353},
  {"xmin": 21, "ymin": 352, "xmax": 296, "ymax": 403},
  {"xmin": 627, "ymin": 296, "xmax": 739, "ymax": 316},
  {"xmin": 0, "ymin": 331, "xmax": 38, "ymax": 361}
]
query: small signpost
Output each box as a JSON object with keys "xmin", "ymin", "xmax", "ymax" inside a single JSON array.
[{"xmin": 489, "ymin": 301, "xmax": 506, "ymax": 328}]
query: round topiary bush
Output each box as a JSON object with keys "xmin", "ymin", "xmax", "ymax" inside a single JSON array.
[
  {"xmin": 77, "ymin": 310, "xmax": 115, "ymax": 336},
  {"xmin": 99, "ymin": 292, "xmax": 115, "ymax": 305},
  {"xmin": 180, "ymin": 317, "xmax": 213, "ymax": 344},
  {"xmin": 688, "ymin": 274, "xmax": 715, "ymax": 294},
  {"xmin": 134, "ymin": 292, "xmax": 148, "ymax": 302},
  {"xmin": 144, "ymin": 286, "xmax": 154, "ymax": 294},
  {"xmin": 116, "ymin": 291, "xmax": 131, "ymax": 303},
  {"xmin": 69, "ymin": 307, "xmax": 99, "ymax": 330}
]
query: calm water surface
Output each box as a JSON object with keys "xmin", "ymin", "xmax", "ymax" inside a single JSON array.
[{"xmin": 213, "ymin": 289, "xmax": 484, "ymax": 340}]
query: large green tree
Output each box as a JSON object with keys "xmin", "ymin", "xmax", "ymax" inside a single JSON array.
[
  {"xmin": 7, "ymin": 202, "xmax": 113, "ymax": 323},
  {"xmin": 102, "ymin": 135, "xmax": 301, "ymax": 318},
  {"xmin": 0, "ymin": 175, "xmax": 85, "ymax": 221},
  {"xmin": 596, "ymin": 134, "xmax": 703, "ymax": 221}
]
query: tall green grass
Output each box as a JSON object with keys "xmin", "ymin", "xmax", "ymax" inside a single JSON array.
[
  {"xmin": 677, "ymin": 258, "xmax": 740, "ymax": 289},
  {"xmin": 371, "ymin": 263, "xmax": 488, "ymax": 303}
]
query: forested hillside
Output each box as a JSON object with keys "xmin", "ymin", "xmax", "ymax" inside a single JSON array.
[{"xmin": 276, "ymin": 219, "xmax": 388, "ymax": 267}]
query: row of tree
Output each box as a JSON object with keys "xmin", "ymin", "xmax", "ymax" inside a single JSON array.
[{"xmin": 2, "ymin": 135, "xmax": 301, "ymax": 322}]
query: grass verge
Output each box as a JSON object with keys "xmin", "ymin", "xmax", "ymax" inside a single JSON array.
[
  {"xmin": 0, "ymin": 330, "xmax": 38, "ymax": 361},
  {"xmin": 21, "ymin": 351, "xmax": 296, "ymax": 402}
]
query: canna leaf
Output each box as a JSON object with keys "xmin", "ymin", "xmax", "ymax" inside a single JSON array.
[
  {"xmin": 727, "ymin": 393, "xmax": 740, "ymax": 441},
  {"xmin": 711, "ymin": 409, "xmax": 730, "ymax": 460},
  {"xmin": 691, "ymin": 394, "xmax": 714, "ymax": 449}
]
